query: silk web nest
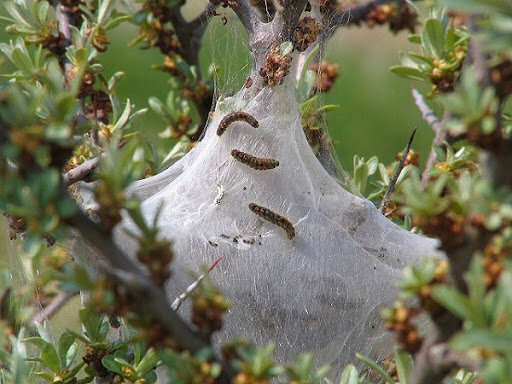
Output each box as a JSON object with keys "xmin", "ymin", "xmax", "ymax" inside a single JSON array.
[{"xmin": 77, "ymin": 3, "xmax": 440, "ymax": 378}]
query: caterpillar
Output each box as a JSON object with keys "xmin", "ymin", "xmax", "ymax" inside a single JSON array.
[
  {"xmin": 217, "ymin": 112, "xmax": 259, "ymax": 136},
  {"xmin": 231, "ymin": 149, "xmax": 279, "ymax": 170},
  {"xmin": 248, "ymin": 203, "xmax": 295, "ymax": 240}
]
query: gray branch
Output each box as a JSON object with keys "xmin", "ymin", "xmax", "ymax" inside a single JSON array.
[
  {"xmin": 411, "ymin": 88, "xmax": 446, "ymax": 184},
  {"xmin": 64, "ymin": 156, "xmax": 101, "ymax": 186},
  {"xmin": 31, "ymin": 291, "xmax": 76, "ymax": 324},
  {"xmin": 66, "ymin": 209, "xmax": 234, "ymax": 382},
  {"xmin": 230, "ymin": 0, "xmax": 261, "ymax": 35}
]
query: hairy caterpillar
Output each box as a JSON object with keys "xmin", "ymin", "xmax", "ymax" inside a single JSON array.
[
  {"xmin": 231, "ymin": 149, "xmax": 279, "ymax": 170},
  {"xmin": 248, "ymin": 203, "xmax": 295, "ymax": 240},
  {"xmin": 217, "ymin": 112, "xmax": 259, "ymax": 136}
]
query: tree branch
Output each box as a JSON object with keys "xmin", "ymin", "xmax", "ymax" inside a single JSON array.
[
  {"xmin": 323, "ymin": 0, "xmax": 406, "ymax": 39},
  {"xmin": 230, "ymin": 0, "xmax": 261, "ymax": 35},
  {"xmin": 332, "ymin": 0, "xmax": 406, "ymax": 27},
  {"xmin": 411, "ymin": 88, "xmax": 446, "ymax": 184},
  {"xmin": 31, "ymin": 291, "xmax": 76, "ymax": 324},
  {"xmin": 172, "ymin": 257, "xmax": 222, "ymax": 311},
  {"xmin": 66, "ymin": 209, "xmax": 233, "ymax": 382},
  {"xmin": 64, "ymin": 156, "xmax": 101, "ymax": 186},
  {"xmin": 189, "ymin": 2, "xmax": 219, "ymax": 33},
  {"xmin": 271, "ymin": 0, "xmax": 308, "ymax": 40}
]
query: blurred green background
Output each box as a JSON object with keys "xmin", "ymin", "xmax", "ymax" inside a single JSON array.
[{"xmin": 94, "ymin": 8, "xmax": 435, "ymax": 171}]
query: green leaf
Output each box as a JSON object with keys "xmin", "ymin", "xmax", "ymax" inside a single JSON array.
[
  {"xmin": 58, "ymin": 332, "xmax": 76, "ymax": 368},
  {"xmin": 104, "ymin": 14, "xmax": 131, "ymax": 30},
  {"xmin": 36, "ymin": 1, "xmax": 50, "ymax": 25},
  {"xmin": 79, "ymin": 308, "xmax": 104, "ymax": 342},
  {"xmin": 97, "ymin": 0, "xmax": 115, "ymax": 25},
  {"xmin": 356, "ymin": 354, "xmax": 394, "ymax": 384},
  {"xmin": 108, "ymin": 71, "xmax": 125, "ymax": 92},
  {"xmin": 431, "ymin": 285, "xmax": 475, "ymax": 321},
  {"xmin": 451, "ymin": 329, "xmax": 512, "ymax": 353},
  {"xmin": 101, "ymin": 355, "xmax": 127, "ymax": 375},
  {"xmin": 41, "ymin": 343, "xmax": 61, "ymax": 373},
  {"xmin": 113, "ymin": 99, "xmax": 131, "ymax": 132},
  {"xmin": 422, "ymin": 18, "xmax": 445, "ymax": 58},
  {"xmin": 280, "ymin": 41, "xmax": 293, "ymax": 56},
  {"xmin": 339, "ymin": 364, "xmax": 359, "ymax": 384},
  {"xmin": 390, "ymin": 65, "xmax": 427, "ymax": 81},
  {"xmin": 394, "ymin": 347, "xmax": 412, "ymax": 384},
  {"xmin": 136, "ymin": 349, "xmax": 159, "ymax": 375},
  {"xmin": 148, "ymin": 97, "xmax": 172, "ymax": 123},
  {"xmin": 11, "ymin": 47, "xmax": 34, "ymax": 73},
  {"xmin": 317, "ymin": 104, "xmax": 340, "ymax": 113}
]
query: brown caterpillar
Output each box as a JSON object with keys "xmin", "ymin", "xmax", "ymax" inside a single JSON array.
[
  {"xmin": 248, "ymin": 203, "xmax": 295, "ymax": 240},
  {"xmin": 231, "ymin": 149, "xmax": 279, "ymax": 170},
  {"xmin": 217, "ymin": 112, "xmax": 259, "ymax": 136}
]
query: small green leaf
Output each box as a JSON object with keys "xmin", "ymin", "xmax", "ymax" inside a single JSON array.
[
  {"xmin": 58, "ymin": 332, "xmax": 76, "ymax": 368},
  {"xmin": 11, "ymin": 47, "xmax": 34, "ymax": 73},
  {"xmin": 280, "ymin": 41, "xmax": 293, "ymax": 56},
  {"xmin": 356, "ymin": 354, "xmax": 394, "ymax": 384},
  {"xmin": 390, "ymin": 65, "xmax": 427, "ymax": 81},
  {"xmin": 394, "ymin": 347, "xmax": 412, "ymax": 384},
  {"xmin": 113, "ymin": 99, "xmax": 131, "ymax": 132},
  {"xmin": 79, "ymin": 308, "xmax": 104, "ymax": 342},
  {"xmin": 97, "ymin": 0, "xmax": 115, "ymax": 25},
  {"xmin": 41, "ymin": 343, "xmax": 61, "ymax": 373},
  {"xmin": 37, "ymin": 1, "xmax": 50, "ymax": 24},
  {"xmin": 108, "ymin": 71, "xmax": 125, "ymax": 92},
  {"xmin": 431, "ymin": 285, "xmax": 475, "ymax": 321},
  {"xmin": 101, "ymin": 355, "xmax": 127, "ymax": 375},
  {"xmin": 422, "ymin": 18, "xmax": 445, "ymax": 58},
  {"xmin": 338, "ymin": 364, "xmax": 359, "ymax": 384},
  {"xmin": 136, "ymin": 349, "xmax": 159, "ymax": 375}
]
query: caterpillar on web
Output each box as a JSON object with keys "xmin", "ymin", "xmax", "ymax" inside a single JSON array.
[
  {"xmin": 248, "ymin": 203, "xmax": 295, "ymax": 240},
  {"xmin": 231, "ymin": 149, "xmax": 279, "ymax": 170},
  {"xmin": 217, "ymin": 112, "xmax": 259, "ymax": 136}
]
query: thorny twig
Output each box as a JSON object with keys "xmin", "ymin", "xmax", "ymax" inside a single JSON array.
[
  {"xmin": 379, "ymin": 128, "xmax": 417, "ymax": 214},
  {"xmin": 411, "ymin": 88, "xmax": 446, "ymax": 184},
  {"xmin": 172, "ymin": 257, "xmax": 223, "ymax": 311},
  {"xmin": 31, "ymin": 291, "xmax": 76, "ymax": 324}
]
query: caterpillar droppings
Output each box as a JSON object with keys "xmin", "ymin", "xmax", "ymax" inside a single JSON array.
[
  {"xmin": 248, "ymin": 203, "xmax": 295, "ymax": 240},
  {"xmin": 231, "ymin": 149, "xmax": 279, "ymax": 170},
  {"xmin": 217, "ymin": 112, "xmax": 259, "ymax": 136}
]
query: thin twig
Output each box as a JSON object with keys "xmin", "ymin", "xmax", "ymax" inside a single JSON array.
[
  {"xmin": 412, "ymin": 88, "xmax": 442, "ymax": 137},
  {"xmin": 229, "ymin": 0, "xmax": 261, "ymax": 34},
  {"xmin": 189, "ymin": 2, "xmax": 219, "ymax": 33},
  {"xmin": 411, "ymin": 88, "xmax": 446, "ymax": 184},
  {"xmin": 172, "ymin": 257, "xmax": 223, "ymax": 311},
  {"xmin": 64, "ymin": 156, "xmax": 101, "ymax": 186},
  {"xmin": 31, "ymin": 291, "xmax": 76, "ymax": 324},
  {"xmin": 326, "ymin": 0, "xmax": 406, "ymax": 37},
  {"xmin": 379, "ymin": 128, "xmax": 417, "ymax": 214}
]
